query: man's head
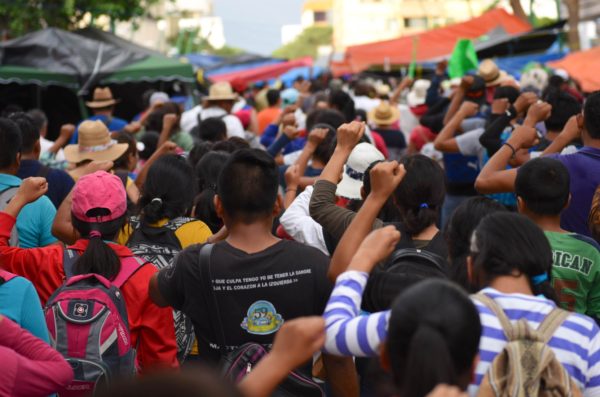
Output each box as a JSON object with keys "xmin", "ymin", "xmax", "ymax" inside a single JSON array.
[
  {"xmin": 205, "ymin": 82, "xmax": 237, "ymax": 114},
  {"xmin": 0, "ymin": 117, "xmax": 22, "ymax": 173},
  {"xmin": 216, "ymin": 149, "xmax": 279, "ymax": 225},
  {"xmin": 86, "ymin": 87, "xmax": 119, "ymax": 115},
  {"xmin": 27, "ymin": 109, "xmax": 48, "ymax": 138},
  {"xmin": 266, "ymin": 89, "xmax": 281, "ymax": 108},
  {"xmin": 8, "ymin": 112, "xmax": 40, "ymax": 157},
  {"xmin": 195, "ymin": 117, "xmax": 227, "ymax": 142},
  {"xmin": 584, "ymin": 91, "xmax": 600, "ymax": 140},
  {"xmin": 544, "ymin": 91, "xmax": 581, "ymax": 133},
  {"xmin": 515, "ymin": 157, "xmax": 570, "ymax": 217}
]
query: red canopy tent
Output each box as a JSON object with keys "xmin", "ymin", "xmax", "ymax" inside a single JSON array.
[
  {"xmin": 341, "ymin": 8, "xmax": 531, "ymax": 73},
  {"xmin": 549, "ymin": 46, "xmax": 600, "ymax": 93},
  {"xmin": 209, "ymin": 57, "xmax": 313, "ymax": 85}
]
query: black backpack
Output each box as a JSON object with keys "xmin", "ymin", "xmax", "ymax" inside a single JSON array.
[
  {"xmin": 363, "ymin": 223, "xmax": 449, "ymax": 312},
  {"xmin": 126, "ymin": 217, "xmax": 195, "ymax": 363}
]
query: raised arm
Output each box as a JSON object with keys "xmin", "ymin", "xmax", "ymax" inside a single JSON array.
[
  {"xmin": 324, "ymin": 226, "xmax": 400, "ymax": 356},
  {"xmin": 327, "ymin": 161, "xmax": 405, "ymax": 281},
  {"xmin": 434, "ymin": 101, "xmax": 479, "ymax": 153},
  {"xmin": 475, "ymin": 102, "xmax": 552, "ymax": 194},
  {"xmin": 541, "ymin": 113, "xmax": 583, "ymax": 156}
]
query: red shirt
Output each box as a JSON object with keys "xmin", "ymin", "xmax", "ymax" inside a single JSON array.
[{"xmin": 0, "ymin": 212, "xmax": 178, "ymax": 372}]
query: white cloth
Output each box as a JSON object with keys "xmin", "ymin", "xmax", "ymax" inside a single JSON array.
[
  {"xmin": 180, "ymin": 105, "xmax": 245, "ymax": 138},
  {"xmin": 40, "ymin": 136, "xmax": 65, "ymax": 161},
  {"xmin": 455, "ymin": 127, "xmax": 486, "ymax": 167},
  {"xmin": 398, "ymin": 104, "xmax": 419, "ymax": 139},
  {"xmin": 353, "ymin": 96, "xmax": 380, "ymax": 113},
  {"xmin": 280, "ymin": 186, "xmax": 329, "ymax": 256}
]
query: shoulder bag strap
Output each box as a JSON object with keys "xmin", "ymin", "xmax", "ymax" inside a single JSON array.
[
  {"xmin": 62, "ymin": 248, "xmax": 80, "ymax": 280},
  {"xmin": 473, "ymin": 293, "xmax": 514, "ymax": 338},
  {"xmin": 112, "ymin": 256, "xmax": 145, "ymax": 288},
  {"xmin": 537, "ymin": 307, "xmax": 571, "ymax": 344},
  {"xmin": 199, "ymin": 243, "xmax": 227, "ymax": 355}
]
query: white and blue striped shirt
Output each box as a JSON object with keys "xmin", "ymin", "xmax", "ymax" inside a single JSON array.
[{"xmin": 323, "ymin": 272, "xmax": 600, "ymax": 397}]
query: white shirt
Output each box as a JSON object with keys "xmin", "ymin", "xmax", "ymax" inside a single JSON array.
[
  {"xmin": 280, "ymin": 186, "xmax": 329, "ymax": 256},
  {"xmin": 180, "ymin": 105, "xmax": 245, "ymax": 139},
  {"xmin": 353, "ymin": 95, "xmax": 380, "ymax": 112},
  {"xmin": 40, "ymin": 136, "xmax": 65, "ymax": 161}
]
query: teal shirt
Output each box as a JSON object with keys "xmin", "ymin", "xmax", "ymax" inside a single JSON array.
[
  {"xmin": 0, "ymin": 173, "xmax": 57, "ymax": 248},
  {"xmin": 0, "ymin": 275, "xmax": 49, "ymax": 343}
]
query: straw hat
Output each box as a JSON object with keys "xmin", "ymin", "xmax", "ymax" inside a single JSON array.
[
  {"xmin": 64, "ymin": 120, "xmax": 128, "ymax": 163},
  {"xmin": 86, "ymin": 87, "xmax": 120, "ymax": 108},
  {"xmin": 205, "ymin": 82, "xmax": 238, "ymax": 101},
  {"xmin": 368, "ymin": 101, "xmax": 400, "ymax": 125},
  {"xmin": 478, "ymin": 59, "xmax": 509, "ymax": 87},
  {"xmin": 407, "ymin": 79, "xmax": 431, "ymax": 107}
]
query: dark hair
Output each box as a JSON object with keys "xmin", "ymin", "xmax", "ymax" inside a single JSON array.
[
  {"xmin": 26, "ymin": 109, "xmax": 48, "ymax": 133},
  {"xmin": 311, "ymin": 123, "xmax": 336, "ymax": 164},
  {"xmin": 493, "ymin": 86, "xmax": 520, "ymax": 104},
  {"xmin": 444, "ymin": 197, "xmax": 507, "ymax": 292},
  {"xmin": 584, "ymin": 91, "xmax": 600, "ymax": 139},
  {"xmin": 305, "ymin": 108, "xmax": 345, "ymax": 132},
  {"xmin": 0, "ymin": 118, "xmax": 22, "ymax": 169},
  {"xmin": 139, "ymin": 154, "xmax": 196, "ymax": 224},
  {"xmin": 113, "ymin": 132, "xmax": 138, "ymax": 170},
  {"xmin": 71, "ymin": 212, "xmax": 127, "ymax": 281},
  {"xmin": 139, "ymin": 130, "xmax": 160, "ymax": 161},
  {"xmin": 194, "ymin": 151, "xmax": 230, "ymax": 232},
  {"xmin": 212, "ymin": 137, "xmax": 250, "ymax": 153},
  {"xmin": 217, "ymin": 148, "xmax": 278, "ymax": 223},
  {"xmin": 393, "ymin": 155, "xmax": 446, "ymax": 236},
  {"xmin": 8, "ymin": 112, "xmax": 39, "ymax": 154},
  {"xmin": 188, "ymin": 141, "xmax": 214, "ymax": 169},
  {"xmin": 354, "ymin": 81, "xmax": 371, "ymax": 97},
  {"xmin": 387, "ymin": 279, "xmax": 481, "ymax": 397},
  {"xmin": 329, "ymin": 89, "xmax": 356, "ymax": 122},
  {"xmin": 95, "ymin": 368, "xmax": 241, "ymax": 397},
  {"xmin": 544, "ymin": 90, "xmax": 582, "ymax": 132},
  {"xmin": 144, "ymin": 102, "xmax": 181, "ymax": 132},
  {"xmin": 471, "ymin": 212, "xmax": 558, "ymax": 303},
  {"xmin": 193, "ymin": 117, "xmax": 227, "ymax": 142},
  {"xmin": 141, "ymin": 89, "xmax": 157, "ymax": 109},
  {"xmin": 266, "ymin": 89, "xmax": 281, "ymax": 107},
  {"xmin": 515, "ymin": 157, "xmax": 570, "ymax": 216}
]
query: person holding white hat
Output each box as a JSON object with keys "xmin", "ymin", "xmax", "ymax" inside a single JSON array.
[{"xmin": 180, "ymin": 82, "xmax": 245, "ymax": 138}]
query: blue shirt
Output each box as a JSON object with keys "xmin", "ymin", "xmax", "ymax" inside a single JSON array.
[
  {"xmin": 70, "ymin": 114, "xmax": 129, "ymax": 144},
  {"xmin": 548, "ymin": 147, "xmax": 600, "ymax": 237},
  {"xmin": 0, "ymin": 173, "xmax": 57, "ymax": 248},
  {"xmin": 0, "ymin": 275, "xmax": 49, "ymax": 343},
  {"xmin": 17, "ymin": 159, "xmax": 74, "ymax": 208}
]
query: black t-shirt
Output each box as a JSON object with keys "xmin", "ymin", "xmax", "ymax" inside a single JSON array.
[
  {"xmin": 372, "ymin": 128, "xmax": 407, "ymax": 149},
  {"xmin": 157, "ymin": 240, "xmax": 332, "ymax": 363}
]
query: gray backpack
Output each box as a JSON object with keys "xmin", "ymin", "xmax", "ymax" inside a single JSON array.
[{"xmin": 0, "ymin": 186, "xmax": 19, "ymax": 246}]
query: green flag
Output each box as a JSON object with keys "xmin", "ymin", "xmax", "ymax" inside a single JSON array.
[{"xmin": 448, "ymin": 39, "xmax": 479, "ymax": 78}]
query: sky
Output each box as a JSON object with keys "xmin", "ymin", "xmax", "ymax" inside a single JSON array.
[{"xmin": 213, "ymin": 0, "xmax": 304, "ymax": 55}]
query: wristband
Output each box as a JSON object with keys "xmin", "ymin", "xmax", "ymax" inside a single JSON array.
[{"xmin": 503, "ymin": 142, "xmax": 516, "ymax": 158}]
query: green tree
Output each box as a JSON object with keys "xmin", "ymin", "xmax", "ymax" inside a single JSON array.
[
  {"xmin": 0, "ymin": 0, "xmax": 159, "ymax": 39},
  {"xmin": 272, "ymin": 25, "xmax": 332, "ymax": 59}
]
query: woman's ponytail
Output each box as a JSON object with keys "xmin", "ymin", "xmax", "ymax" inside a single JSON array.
[
  {"xmin": 73, "ymin": 230, "xmax": 121, "ymax": 281},
  {"xmin": 393, "ymin": 324, "xmax": 457, "ymax": 397}
]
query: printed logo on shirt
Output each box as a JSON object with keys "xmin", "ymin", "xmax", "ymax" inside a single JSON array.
[
  {"xmin": 241, "ymin": 300, "xmax": 283, "ymax": 335},
  {"xmin": 553, "ymin": 250, "xmax": 594, "ymax": 275}
]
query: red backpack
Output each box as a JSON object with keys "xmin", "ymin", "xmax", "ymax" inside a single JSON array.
[{"xmin": 45, "ymin": 249, "xmax": 145, "ymax": 396}]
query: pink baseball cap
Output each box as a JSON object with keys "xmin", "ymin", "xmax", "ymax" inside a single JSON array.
[{"xmin": 71, "ymin": 171, "xmax": 127, "ymax": 223}]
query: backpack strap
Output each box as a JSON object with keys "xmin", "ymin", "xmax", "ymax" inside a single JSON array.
[
  {"xmin": 473, "ymin": 293, "xmax": 514, "ymax": 337},
  {"xmin": 112, "ymin": 256, "xmax": 146, "ymax": 288},
  {"xmin": 63, "ymin": 248, "xmax": 80, "ymax": 280},
  {"xmin": 0, "ymin": 269, "xmax": 17, "ymax": 284},
  {"xmin": 537, "ymin": 308, "xmax": 571, "ymax": 344}
]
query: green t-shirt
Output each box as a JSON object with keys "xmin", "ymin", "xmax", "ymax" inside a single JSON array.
[{"xmin": 545, "ymin": 231, "xmax": 600, "ymax": 318}]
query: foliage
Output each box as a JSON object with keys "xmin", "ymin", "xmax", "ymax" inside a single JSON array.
[
  {"xmin": 171, "ymin": 28, "xmax": 244, "ymax": 57},
  {"xmin": 0, "ymin": 0, "xmax": 160, "ymax": 38},
  {"xmin": 272, "ymin": 25, "xmax": 332, "ymax": 59}
]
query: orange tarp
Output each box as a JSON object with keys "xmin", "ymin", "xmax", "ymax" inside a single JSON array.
[
  {"xmin": 342, "ymin": 8, "xmax": 531, "ymax": 72},
  {"xmin": 549, "ymin": 46, "xmax": 600, "ymax": 93}
]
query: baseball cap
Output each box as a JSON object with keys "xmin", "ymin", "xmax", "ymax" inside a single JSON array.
[
  {"xmin": 336, "ymin": 143, "xmax": 385, "ymax": 200},
  {"xmin": 149, "ymin": 92, "xmax": 170, "ymax": 107},
  {"xmin": 71, "ymin": 171, "xmax": 127, "ymax": 223}
]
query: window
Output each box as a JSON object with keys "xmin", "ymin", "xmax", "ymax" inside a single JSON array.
[
  {"xmin": 404, "ymin": 17, "xmax": 428, "ymax": 29},
  {"xmin": 314, "ymin": 11, "xmax": 327, "ymax": 23}
]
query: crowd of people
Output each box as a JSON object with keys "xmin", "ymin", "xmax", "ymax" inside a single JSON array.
[{"xmin": 1, "ymin": 57, "xmax": 600, "ymax": 397}]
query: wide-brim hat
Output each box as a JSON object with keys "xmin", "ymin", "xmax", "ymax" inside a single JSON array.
[
  {"xmin": 86, "ymin": 87, "xmax": 120, "ymax": 108},
  {"xmin": 478, "ymin": 59, "xmax": 509, "ymax": 87},
  {"xmin": 205, "ymin": 82, "xmax": 238, "ymax": 101},
  {"xmin": 368, "ymin": 101, "xmax": 400, "ymax": 125},
  {"xmin": 336, "ymin": 143, "xmax": 385, "ymax": 200},
  {"xmin": 64, "ymin": 120, "xmax": 128, "ymax": 163},
  {"xmin": 407, "ymin": 79, "xmax": 431, "ymax": 107}
]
